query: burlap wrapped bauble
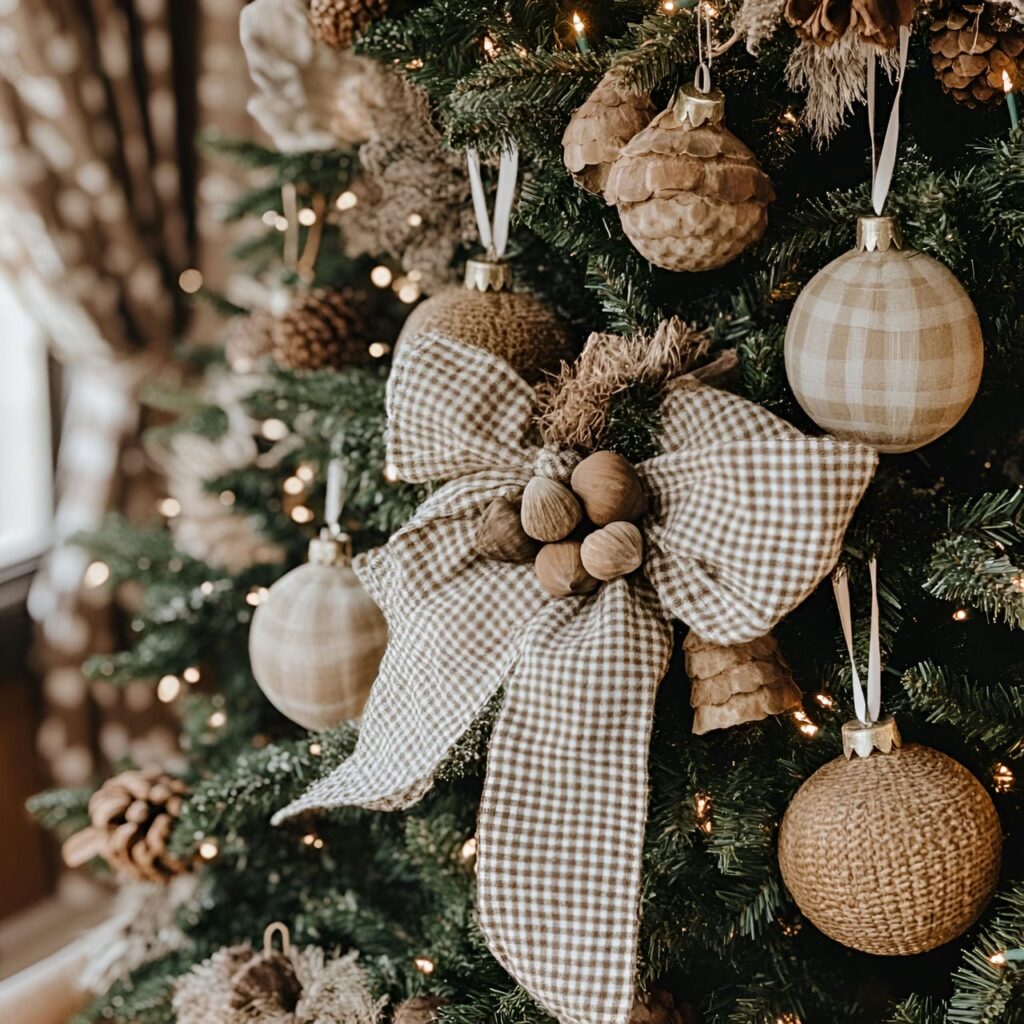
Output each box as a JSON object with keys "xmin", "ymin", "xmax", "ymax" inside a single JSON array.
[
  {"xmin": 249, "ymin": 531, "xmax": 388, "ymax": 730},
  {"xmin": 62, "ymin": 769, "xmax": 189, "ymax": 883},
  {"xmin": 930, "ymin": 1, "xmax": 1024, "ymax": 107},
  {"xmin": 562, "ymin": 69, "xmax": 656, "ymax": 195},
  {"xmin": 785, "ymin": 0, "xmax": 915, "ymax": 48},
  {"xmin": 630, "ymin": 989, "xmax": 699, "ymax": 1023},
  {"xmin": 778, "ymin": 718, "xmax": 1002, "ymax": 955},
  {"xmin": 785, "ymin": 215, "xmax": 983, "ymax": 453},
  {"xmin": 604, "ymin": 85, "xmax": 775, "ymax": 273},
  {"xmin": 685, "ymin": 631, "xmax": 802, "ymax": 734},
  {"xmin": 224, "ymin": 309, "xmax": 275, "ymax": 374},
  {"xmin": 394, "ymin": 995, "xmax": 447, "ymax": 1023},
  {"xmin": 396, "ymin": 259, "xmax": 573, "ymax": 382},
  {"xmin": 309, "ymin": 0, "xmax": 388, "ymax": 50},
  {"xmin": 271, "ymin": 289, "xmax": 371, "ymax": 371}
]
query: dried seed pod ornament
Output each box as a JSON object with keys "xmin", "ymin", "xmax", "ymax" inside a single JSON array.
[
  {"xmin": 604, "ymin": 84, "xmax": 775, "ymax": 272},
  {"xmin": 396, "ymin": 149, "xmax": 572, "ymax": 382},
  {"xmin": 562, "ymin": 68, "xmax": 656, "ymax": 195}
]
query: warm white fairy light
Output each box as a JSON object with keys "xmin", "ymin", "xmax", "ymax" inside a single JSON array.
[
  {"xmin": 302, "ymin": 833, "xmax": 317, "ymax": 846},
  {"xmin": 994, "ymin": 763, "xmax": 1015, "ymax": 792},
  {"xmin": 183, "ymin": 666, "xmax": 201, "ymax": 684},
  {"xmin": 398, "ymin": 282, "xmax": 421, "ymax": 303},
  {"xmin": 413, "ymin": 956, "xmax": 435, "ymax": 975},
  {"xmin": 246, "ymin": 586, "xmax": 270, "ymax": 607},
  {"xmin": 291, "ymin": 505, "xmax": 315, "ymax": 524},
  {"xmin": 208, "ymin": 710, "xmax": 227, "ymax": 728},
  {"xmin": 296, "ymin": 463, "xmax": 315, "ymax": 482},
  {"xmin": 219, "ymin": 489, "xmax": 235, "ymax": 506},
  {"xmin": 309, "ymin": 741, "xmax": 322, "ymax": 756},
  {"xmin": 814, "ymin": 692, "xmax": 834, "ymax": 709},
  {"xmin": 200, "ymin": 580, "xmax": 215, "ymax": 596},
  {"xmin": 406, "ymin": 212, "xmax": 423, "ymax": 227},
  {"xmin": 297, "ymin": 207, "xmax": 317, "ymax": 226},
  {"xmin": 261, "ymin": 210, "xmax": 278, "ymax": 226},
  {"xmin": 273, "ymin": 214, "xmax": 289, "ymax": 232},
  {"xmin": 84, "ymin": 561, "xmax": 110, "ymax": 587},
  {"xmin": 157, "ymin": 497, "xmax": 181, "ymax": 518},
  {"xmin": 953, "ymin": 608, "xmax": 969, "ymax": 622},
  {"xmin": 383, "ymin": 463, "xmax": 401, "ymax": 483},
  {"xmin": 283, "ymin": 475, "xmax": 305, "ymax": 495},
  {"xmin": 336, "ymin": 191, "xmax": 358, "ymax": 211},
  {"xmin": 370, "ymin": 265, "xmax": 393, "ymax": 288},
  {"xmin": 157, "ymin": 675, "xmax": 181, "ymax": 703},
  {"xmin": 198, "ymin": 838, "xmax": 220, "ymax": 861},
  {"xmin": 483, "ymin": 35, "xmax": 497, "ymax": 58},
  {"xmin": 792, "ymin": 708, "xmax": 819, "ymax": 737},
  {"xmin": 368, "ymin": 342, "xmax": 390, "ymax": 359},
  {"xmin": 460, "ymin": 836, "xmax": 478, "ymax": 861},
  {"xmin": 990, "ymin": 950, "xmax": 1008, "ymax": 966},
  {"xmin": 662, "ymin": 0, "xmax": 675, "ymax": 9},
  {"xmin": 178, "ymin": 268, "xmax": 203, "ymax": 294},
  {"xmin": 261, "ymin": 418, "xmax": 289, "ymax": 441}
]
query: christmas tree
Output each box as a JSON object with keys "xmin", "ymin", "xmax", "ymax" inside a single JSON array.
[{"xmin": 31, "ymin": 0, "xmax": 1024, "ymax": 1022}]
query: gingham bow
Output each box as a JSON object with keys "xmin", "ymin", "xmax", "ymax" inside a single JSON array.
[{"xmin": 274, "ymin": 333, "xmax": 877, "ymax": 1024}]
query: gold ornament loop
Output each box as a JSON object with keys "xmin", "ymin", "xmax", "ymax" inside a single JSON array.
[
  {"xmin": 856, "ymin": 215, "xmax": 904, "ymax": 253},
  {"xmin": 308, "ymin": 527, "xmax": 353, "ymax": 567},
  {"xmin": 464, "ymin": 257, "xmax": 513, "ymax": 293},
  {"xmin": 674, "ymin": 83, "xmax": 725, "ymax": 128},
  {"xmin": 841, "ymin": 715, "xmax": 901, "ymax": 760},
  {"xmin": 263, "ymin": 922, "xmax": 291, "ymax": 954}
]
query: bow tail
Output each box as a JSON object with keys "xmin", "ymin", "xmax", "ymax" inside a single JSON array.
[{"xmin": 477, "ymin": 581, "xmax": 672, "ymax": 1024}]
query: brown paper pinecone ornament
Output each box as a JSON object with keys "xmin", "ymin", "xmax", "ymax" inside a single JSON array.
[
  {"xmin": 396, "ymin": 260, "xmax": 573, "ymax": 382},
  {"xmin": 394, "ymin": 995, "xmax": 448, "ymax": 1023},
  {"xmin": 604, "ymin": 85, "xmax": 775, "ymax": 273},
  {"xmin": 271, "ymin": 288, "xmax": 371, "ymax": 371},
  {"xmin": 685, "ymin": 631, "xmax": 802, "ymax": 734},
  {"xmin": 930, "ymin": 1, "xmax": 1024, "ymax": 106},
  {"xmin": 62, "ymin": 768, "xmax": 189, "ymax": 882},
  {"xmin": 785, "ymin": 0, "xmax": 915, "ymax": 48},
  {"xmin": 562, "ymin": 69, "xmax": 656, "ymax": 195},
  {"xmin": 778, "ymin": 719, "xmax": 1002, "ymax": 955},
  {"xmin": 630, "ymin": 989, "xmax": 699, "ymax": 1023},
  {"xmin": 224, "ymin": 309, "xmax": 274, "ymax": 374},
  {"xmin": 308, "ymin": 0, "xmax": 388, "ymax": 50}
]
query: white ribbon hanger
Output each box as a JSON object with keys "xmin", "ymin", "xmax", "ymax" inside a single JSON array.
[
  {"xmin": 465, "ymin": 147, "xmax": 519, "ymax": 259},
  {"xmin": 832, "ymin": 557, "xmax": 881, "ymax": 724},
  {"xmin": 324, "ymin": 456, "xmax": 347, "ymax": 537},
  {"xmin": 866, "ymin": 25, "xmax": 911, "ymax": 215}
]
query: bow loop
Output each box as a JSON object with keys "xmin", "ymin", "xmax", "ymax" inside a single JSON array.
[{"xmin": 531, "ymin": 445, "xmax": 580, "ymax": 481}]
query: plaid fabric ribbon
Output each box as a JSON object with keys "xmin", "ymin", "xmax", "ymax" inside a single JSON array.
[{"xmin": 274, "ymin": 334, "xmax": 877, "ymax": 1023}]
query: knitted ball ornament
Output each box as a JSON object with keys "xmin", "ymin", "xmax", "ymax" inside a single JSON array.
[
  {"xmin": 785, "ymin": 215, "xmax": 983, "ymax": 452},
  {"xmin": 778, "ymin": 731, "xmax": 1002, "ymax": 956}
]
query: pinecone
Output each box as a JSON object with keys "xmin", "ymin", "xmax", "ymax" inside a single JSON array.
[
  {"xmin": 630, "ymin": 990, "xmax": 700, "ymax": 1024},
  {"xmin": 394, "ymin": 996, "xmax": 447, "ymax": 1023},
  {"xmin": 271, "ymin": 288, "xmax": 371, "ymax": 371},
  {"xmin": 930, "ymin": 1, "xmax": 1024, "ymax": 106},
  {"xmin": 62, "ymin": 768, "xmax": 190, "ymax": 882},
  {"xmin": 684, "ymin": 631, "xmax": 802, "ymax": 735},
  {"xmin": 224, "ymin": 310, "xmax": 274, "ymax": 374},
  {"xmin": 308, "ymin": 0, "xmax": 388, "ymax": 51}
]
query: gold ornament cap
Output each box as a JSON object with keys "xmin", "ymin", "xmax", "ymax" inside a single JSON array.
[
  {"xmin": 308, "ymin": 528, "xmax": 353, "ymax": 567},
  {"xmin": 464, "ymin": 257, "xmax": 513, "ymax": 293},
  {"xmin": 673, "ymin": 84, "xmax": 725, "ymax": 128},
  {"xmin": 842, "ymin": 715, "xmax": 902, "ymax": 760},
  {"xmin": 856, "ymin": 215, "xmax": 903, "ymax": 253}
]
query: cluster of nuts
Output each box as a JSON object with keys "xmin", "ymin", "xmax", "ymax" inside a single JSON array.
[{"xmin": 475, "ymin": 450, "xmax": 648, "ymax": 597}]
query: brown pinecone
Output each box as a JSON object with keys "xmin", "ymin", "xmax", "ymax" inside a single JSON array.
[
  {"xmin": 62, "ymin": 768, "xmax": 189, "ymax": 882},
  {"xmin": 309, "ymin": 0, "xmax": 389, "ymax": 50},
  {"xmin": 394, "ymin": 995, "xmax": 448, "ymax": 1023},
  {"xmin": 271, "ymin": 288, "xmax": 371, "ymax": 371},
  {"xmin": 930, "ymin": 2, "xmax": 1024, "ymax": 105},
  {"xmin": 685, "ymin": 631, "xmax": 802, "ymax": 735},
  {"xmin": 630, "ymin": 990, "xmax": 700, "ymax": 1024},
  {"xmin": 224, "ymin": 309, "xmax": 274, "ymax": 374},
  {"xmin": 786, "ymin": 0, "xmax": 915, "ymax": 48}
]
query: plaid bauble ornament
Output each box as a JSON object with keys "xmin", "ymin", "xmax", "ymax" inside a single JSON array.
[
  {"xmin": 604, "ymin": 85, "xmax": 774, "ymax": 273},
  {"xmin": 779, "ymin": 718, "xmax": 1002, "ymax": 955},
  {"xmin": 785, "ymin": 215, "xmax": 983, "ymax": 453},
  {"xmin": 930, "ymin": 1, "xmax": 1024, "ymax": 107}
]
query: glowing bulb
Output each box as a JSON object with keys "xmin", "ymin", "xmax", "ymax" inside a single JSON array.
[
  {"xmin": 460, "ymin": 837, "xmax": 478, "ymax": 861},
  {"xmin": 483, "ymin": 35, "xmax": 497, "ymax": 58},
  {"xmin": 200, "ymin": 581, "xmax": 215, "ymax": 596},
  {"xmin": 1004, "ymin": 70, "xmax": 1013, "ymax": 94},
  {"xmin": 84, "ymin": 561, "xmax": 110, "ymax": 587},
  {"xmin": 178, "ymin": 268, "xmax": 203, "ymax": 294},
  {"xmin": 990, "ymin": 951, "xmax": 1008, "ymax": 965},
  {"xmin": 157, "ymin": 675, "xmax": 181, "ymax": 702},
  {"xmin": 198, "ymin": 838, "xmax": 220, "ymax": 861},
  {"xmin": 572, "ymin": 12, "xmax": 585, "ymax": 32},
  {"xmin": 208, "ymin": 710, "xmax": 227, "ymax": 728},
  {"xmin": 183, "ymin": 666, "xmax": 201, "ymax": 684},
  {"xmin": 302, "ymin": 833, "xmax": 317, "ymax": 846},
  {"xmin": 157, "ymin": 497, "xmax": 181, "ymax": 518},
  {"xmin": 336, "ymin": 191, "xmax": 358, "ymax": 211},
  {"xmin": 261, "ymin": 418, "xmax": 289, "ymax": 441},
  {"xmin": 406, "ymin": 212, "xmax": 423, "ymax": 227},
  {"xmin": 799, "ymin": 722, "xmax": 819, "ymax": 737},
  {"xmin": 383, "ymin": 463, "xmax": 401, "ymax": 483},
  {"xmin": 662, "ymin": 0, "xmax": 675, "ymax": 9},
  {"xmin": 291, "ymin": 505, "xmax": 314, "ymax": 524},
  {"xmin": 398, "ymin": 283, "xmax": 420, "ymax": 304},
  {"xmin": 370, "ymin": 265, "xmax": 393, "ymax": 288},
  {"xmin": 246, "ymin": 586, "xmax": 270, "ymax": 607},
  {"xmin": 815, "ymin": 693, "xmax": 834, "ymax": 708},
  {"xmin": 297, "ymin": 207, "xmax": 317, "ymax": 226},
  {"xmin": 994, "ymin": 763, "xmax": 1015, "ymax": 792},
  {"xmin": 368, "ymin": 342, "xmax": 390, "ymax": 359},
  {"xmin": 313, "ymin": 837, "xmax": 325, "ymax": 849},
  {"xmin": 413, "ymin": 956, "xmax": 435, "ymax": 975},
  {"xmin": 953, "ymin": 608, "xmax": 969, "ymax": 622},
  {"xmin": 273, "ymin": 215, "xmax": 288, "ymax": 232},
  {"xmin": 309, "ymin": 742, "xmax": 322, "ymax": 756},
  {"xmin": 218, "ymin": 489, "xmax": 235, "ymax": 506},
  {"xmin": 283, "ymin": 475, "xmax": 305, "ymax": 495},
  {"xmin": 261, "ymin": 210, "xmax": 278, "ymax": 226},
  {"xmin": 295, "ymin": 463, "xmax": 315, "ymax": 482}
]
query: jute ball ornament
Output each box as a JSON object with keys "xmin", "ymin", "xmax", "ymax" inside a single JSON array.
[
  {"xmin": 249, "ymin": 530, "xmax": 387, "ymax": 730},
  {"xmin": 396, "ymin": 258, "xmax": 573, "ymax": 383},
  {"xmin": 785, "ymin": 215, "xmax": 984, "ymax": 452},
  {"xmin": 604, "ymin": 84, "xmax": 775, "ymax": 272},
  {"xmin": 778, "ymin": 717, "xmax": 1002, "ymax": 956}
]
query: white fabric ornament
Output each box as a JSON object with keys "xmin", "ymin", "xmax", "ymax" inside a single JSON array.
[
  {"xmin": 240, "ymin": 0, "xmax": 377, "ymax": 153},
  {"xmin": 274, "ymin": 333, "xmax": 877, "ymax": 1024}
]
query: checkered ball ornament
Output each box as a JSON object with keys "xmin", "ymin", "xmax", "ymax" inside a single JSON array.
[{"xmin": 785, "ymin": 223, "xmax": 983, "ymax": 454}]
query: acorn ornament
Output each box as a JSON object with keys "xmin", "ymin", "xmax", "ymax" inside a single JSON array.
[
  {"xmin": 562, "ymin": 68, "xmax": 656, "ymax": 195},
  {"xmin": 249, "ymin": 460, "xmax": 387, "ymax": 730},
  {"xmin": 604, "ymin": 84, "xmax": 775, "ymax": 272},
  {"xmin": 397, "ymin": 149, "xmax": 572, "ymax": 382},
  {"xmin": 571, "ymin": 450, "xmax": 647, "ymax": 524},
  {"xmin": 785, "ymin": 215, "xmax": 984, "ymax": 452}
]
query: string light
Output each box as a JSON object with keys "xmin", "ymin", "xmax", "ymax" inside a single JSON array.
[
  {"xmin": 1012, "ymin": 574, "xmax": 1024, "ymax": 593},
  {"xmin": 296, "ymin": 463, "xmax": 315, "ymax": 482},
  {"xmin": 157, "ymin": 675, "xmax": 181, "ymax": 702},
  {"xmin": 994, "ymin": 763, "xmax": 1015, "ymax": 792},
  {"xmin": 792, "ymin": 708, "xmax": 819, "ymax": 737},
  {"xmin": 482, "ymin": 35, "xmax": 497, "ymax": 58},
  {"xmin": 273, "ymin": 214, "xmax": 289, "ymax": 232},
  {"xmin": 309, "ymin": 742, "xmax": 322, "ymax": 756},
  {"xmin": 662, "ymin": 0, "xmax": 675, "ymax": 10},
  {"xmin": 989, "ymin": 951, "xmax": 1008, "ymax": 966},
  {"xmin": 207, "ymin": 710, "xmax": 227, "ymax": 728},
  {"xmin": 694, "ymin": 791, "xmax": 712, "ymax": 833},
  {"xmin": 301, "ymin": 833, "xmax": 325, "ymax": 849},
  {"xmin": 261, "ymin": 210, "xmax": 278, "ymax": 226},
  {"xmin": 157, "ymin": 497, "xmax": 181, "ymax": 518},
  {"xmin": 571, "ymin": 12, "xmax": 590, "ymax": 53},
  {"xmin": 200, "ymin": 581, "xmax": 215, "ymax": 596},
  {"xmin": 283, "ymin": 475, "xmax": 305, "ymax": 495},
  {"xmin": 397, "ymin": 282, "xmax": 421, "ymax": 303},
  {"xmin": 413, "ymin": 956, "xmax": 435, "ymax": 975},
  {"xmin": 776, "ymin": 1015, "xmax": 801, "ymax": 1024},
  {"xmin": 218, "ymin": 489, "xmax": 235, "ymax": 506},
  {"xmin": 383, "ymin": 463, "xmax": 401, "ymax": 484},
  {"xmin": 335, "ymin": 191, "xmax": 358, "ymax": 211},
  {"xmin": 952, "ymin": 608, "xmax": 969, "ymax": 622},
  {"xmin": 198, "ymin": 838, "xmax": 220, "ymax": 861},
  {"xmin": 84, "ymin": 561, "xmax": 110, "ymax": 587},
  {"xmin": 261, "ymin": 418, "xmax": 289, "ymax": 441},
  {"xmin": 814, "ymin": 692, "xmax": 834, "ymax": 709},
  {"xmin": 291, "ymin": 505, "xmax": 315, "ymax": 524},
  {"xmin": 178, "ymin": 268, "xmax": 203, "ymax": 294},
  {"xmin": 297, "ymin": 207, "xmax": 317, "ymax": 226},
  {"xmin": 183, "ymin": 666, "xmax": 201, "ymax": 684},
  {"xmin": 368, "ymin": 342, "xmax": 390, "ymax": 359},
  {"xmin": 459, "ymin": 836, "xmax": 478, "ymax": 861},
  {"xmin": 406, "ymin": 212, "xmax": 423, "ymax": 227},
  {"xmin": 370, "ymin": 265, "xmax": 393, "ymax": 288},
  {"xmin": 246, "ymin": 586, "xmax": 270, "ymax": 607}
]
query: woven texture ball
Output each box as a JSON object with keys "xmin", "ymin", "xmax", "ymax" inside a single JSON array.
[
  {"xmin": 397, "ymin": 276, "xmax": 572, "ymax": 383},
  {"xmin": 785, "ymin": 218, "xmax": 983, "ymax": 453},
  {"xmin": 604, "ymin": 85, "xmax": 774, "ymax": 272},
  {"xmin": 778, "ymin": 743, "xmax": 1002, "ymax": 955},
  {"xmin": 562, "ymin": 68, "xmax": 656, "ymax": 195},
  {"xmin": 249, "ymin": 538, "xmax": 387, "ymax": 731}
]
